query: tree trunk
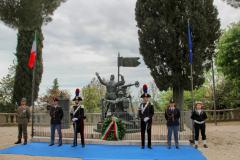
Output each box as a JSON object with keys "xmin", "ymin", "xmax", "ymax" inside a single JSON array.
[
  {"xmin": 12, "ymin": 28, "xmax": 43, "ymax": 106},
  {"xmin": 173, "ymin": 85, "xmax": 184, "ymax": 131}
]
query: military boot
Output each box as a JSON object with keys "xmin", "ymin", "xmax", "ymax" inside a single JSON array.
[{"xmin": 14, "ymin": 139, "xmax": 21, "ymax": 144}]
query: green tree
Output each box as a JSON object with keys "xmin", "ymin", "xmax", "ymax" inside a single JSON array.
[
  {"xmin": 184, "ymin": 70, "xmax": 240, "ymax": 110},
  {"xmin": 0, "ymin": 62, "xmax": 15, "ymax": 104},
  {"xmin": 52, "ymin": 78, "xmax": 59, "ymax": 91},
  {"xmin": 214, "ymin": 78, "xmax": 240, "ymax": 109},
  {"xmin": 183, "ymin": 87, "xmax": 209, "ymax": 110},
  {"xmin": 0, "ymin": 0, "xmax": 66, "ymax": 105},
  {"xmin": 135, "ymin": 0, "xmax": 220, "ymax": 111},
  {"xmin": 216, "ymin": 22, "xmax": 240, "ymax": 89},
  {"xmin": 82, "ymin": 78, "xmax": 106, "ymax": 113},
  {"xmin": 0, "ymin": 62, "xmax": 16, "ymax": 112},
  {"xmin": 158, "ymin": 89, "xmax": 173, "ymax": 111},
  {"xmin": 40, "ymin": 78, "xmax": 70, "ymax": 103},
  {"xmin": 216, "ymin": 23, "xmax": 240, "ymax": 108}
]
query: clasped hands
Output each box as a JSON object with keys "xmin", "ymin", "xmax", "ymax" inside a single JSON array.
[
  {"xmin": 144, "ymin": 117, "xmax": 150, "ymax": 122},
  {"xmin": 72, "ymin": 118, "xmax": 78, "ymax": 122}
]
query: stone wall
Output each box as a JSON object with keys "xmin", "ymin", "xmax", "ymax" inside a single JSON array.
[{"xmin": 1, "ymin": 108, "xmax": 239, "ymax": 126}]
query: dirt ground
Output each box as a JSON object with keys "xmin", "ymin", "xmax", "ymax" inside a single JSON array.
[
  {"xmin": 199, "ymin": 121, "xmax": 240, "ymax": 160},
  {"xmin": 0, "ymin": 121, "xmax": 240, "ymax": 160}
]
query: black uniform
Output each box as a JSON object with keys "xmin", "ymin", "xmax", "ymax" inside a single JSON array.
[
  {"xmin": 50, "ymin": 106, "xmax": 64, "ymax": 124},
  {"xmin": 70, "ymin": 105, "xmax": 85, "ymax": 147},
  {"xmin": 191, "ymin": 110, "xmax": 207, "ymax": 141},
  {"xmin": 165, "ymin": 108, "xmax": 180, "ymax": 126},
  {"xmin": 165, "ymin": 107, "xmax": 180, "ymax": 147},
  {"xmin": 138, "ymin": 102, "xmax": 154, "ymax": 148}
]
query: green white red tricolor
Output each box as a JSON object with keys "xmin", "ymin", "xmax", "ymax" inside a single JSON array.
[
  {"xmin": 28, "ymin": 33, "xmax": 37, "ymax": 69},
  {"xmin": 101, "ymin": 116, "xmax": 120, "ymax": 140}
]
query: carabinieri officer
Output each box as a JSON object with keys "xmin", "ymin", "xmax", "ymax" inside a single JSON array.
[
  {"xmin": 138, "ymin": 84, "xmax": 154, "ymax": 149},
  {"xmin": 70, "ymin": 88, "xmax": 86, "ymax": 148}
]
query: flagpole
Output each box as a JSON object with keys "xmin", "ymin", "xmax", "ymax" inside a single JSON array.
[
  {"xmin": 190, "ymin": 64, "xmax": 194, "ymax": 110},
  {"xmin": 211, "ymin": 56, "xmax": 217, "ymax": 126},
  {"xmin": 188, "ymin": 19, "xmax": 195, "ymax": 143},
  {"xmin": 190, "ymin": 63, "xmax": 195, "ymax": 143},
  {"xmin": 31, "ymin": 60, "xmax": 36, "ymax": 138},
  {"xmin": 117, "ymin": 52, "xmax": 120, "ymax": 84},
  {"xmin": 31, "ymin": 31, "xmax": 37, "ymax": 138}
]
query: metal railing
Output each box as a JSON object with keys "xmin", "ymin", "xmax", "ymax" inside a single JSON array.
[
  {"xmin": 32, "ymin": 111, "xmax": 192, "ymax": 141},
  {"xmin": 31, "ymin": 112, "xmax": 192, "ymax": 141},
  {"xmin": 1, "ymin": 108, "xmax": 239, "ymax": 142},
  {"xmin": 205, "ymin": 108, "xmax": 240, "ymax": 121}
]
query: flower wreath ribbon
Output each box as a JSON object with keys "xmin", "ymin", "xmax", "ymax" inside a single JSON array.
[{"xmin": 101, "ymin": 116, "xmax": 120, "ymax": 140}]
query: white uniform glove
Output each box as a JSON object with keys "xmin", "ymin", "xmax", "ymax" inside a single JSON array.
[
  {"xmin": 144, "ymin": 117, "xmax": 150, "ymax": 122},
  {"xmin": 72, "ymin": 118, "xmax": 78, "ymax": 122},
  {"xmin": 194, "ymin": 120, "xmax": 205, "ymax": 124}
]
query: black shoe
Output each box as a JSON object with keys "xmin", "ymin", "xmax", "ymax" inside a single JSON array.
[
  {"xmin": 176, "ymin": 146, "xmax": 179, "ymax": 149},
  {"xmin": 203, "ymin": 144, "xmax": 208, "ymax": 148},
  {"xmin": 82, "ymin": 144, "xmax": 85, "ymax": 148},
  {"xmin": 14, "ymin": 140, "xmax": 21, "ymax": 144},
  {"xmin": 141, "ymin": 146, "xmax": 145, "ymax": 149},
  {"xmin": 49, "ymin": 143, "xmax": 54, "ymax": 146},
  {"xmin": 58, "ymin": 143, "xmax": 62, "ymax": 147},
  {"xmin": 23, "ymin": 141, "xmax": 27, "ymax": 145},
  {"xmin": 148, "ymin": 146, "xmax": 152, "ymax": 149},
  {"xmin": 195, "ymin": 145, "xmax": 198, "ymax": 149},
  {"xmin": 71, "ymin": 144, "xmax": 76, "ymax": 147}
]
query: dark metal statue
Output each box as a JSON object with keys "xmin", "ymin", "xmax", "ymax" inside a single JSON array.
[
  {"xmin": 95, "ymin": 72, "xmax": 140, "ymax": 133},
  {"xmin": 96, "ymin": 72, "xmax": 125, "ymax": 100}
]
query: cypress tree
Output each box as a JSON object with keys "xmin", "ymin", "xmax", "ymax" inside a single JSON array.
[
  {"xmin": 0, "ymin": 0, "xmax": 66, "ymax": 105},
  {"xmin": 135, "ymin": 0, "xmax": 220, "ymax": 111}
]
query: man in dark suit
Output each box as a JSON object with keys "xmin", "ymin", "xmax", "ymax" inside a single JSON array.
[
  {"xmin": 138, "ymin": 84, "xmax": 154, "ymax": 149},
  {"xmin": 49, "ymin": 97, "xmax": 63, "ymax": 146},
  {"xmin": 70, "ymin": 96, "xmax": 85, "ymax": 148}
]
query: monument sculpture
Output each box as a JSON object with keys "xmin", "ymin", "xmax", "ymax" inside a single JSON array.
[{"xmin": 95, "ymin": 72, "xmax": 140, "ymax": 133}]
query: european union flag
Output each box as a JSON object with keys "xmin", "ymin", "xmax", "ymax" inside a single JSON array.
[{"xmin": 187, "ymin": 21, "xmax": 193, "ymax": 64}]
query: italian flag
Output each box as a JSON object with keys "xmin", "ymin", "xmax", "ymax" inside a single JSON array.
[{"xmin": 28, "ymin": 33, "xmax": 37, "ymax": 69}]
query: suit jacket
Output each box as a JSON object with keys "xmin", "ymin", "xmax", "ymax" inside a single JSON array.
[
  {"xmin": 49, "ymin": 105, "xmax": 63, "ymax": 124},
  {"xmin": 191, "ymin": 110, "xmax": 207, "ymax": 124},
  {"xmin": 165, "ymin": 107, "xmax": 180, "ymax": 126},
  {"xmin": 138, "ymin": 102, "xmax": 154, "ymax": 123}
]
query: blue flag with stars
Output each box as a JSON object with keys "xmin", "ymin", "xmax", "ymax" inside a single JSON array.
[{"xmin": 187, "ymin": 21, "xmax": 193, "ymax": 64}]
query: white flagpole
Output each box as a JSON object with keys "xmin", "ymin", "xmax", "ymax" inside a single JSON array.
[{"xmin": 31, "ymin": 31, "xmax": 37, "ymax": 138}]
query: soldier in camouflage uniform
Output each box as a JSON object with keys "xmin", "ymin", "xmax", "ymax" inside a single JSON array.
[{"xmin": 14, "ymin": 98, "xmax": 30, "ymax": 145}]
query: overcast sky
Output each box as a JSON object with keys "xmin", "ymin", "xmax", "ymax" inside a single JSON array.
[{"xmin": 0, "ymin": 0, "xmax": 240, "ymax": 98}]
